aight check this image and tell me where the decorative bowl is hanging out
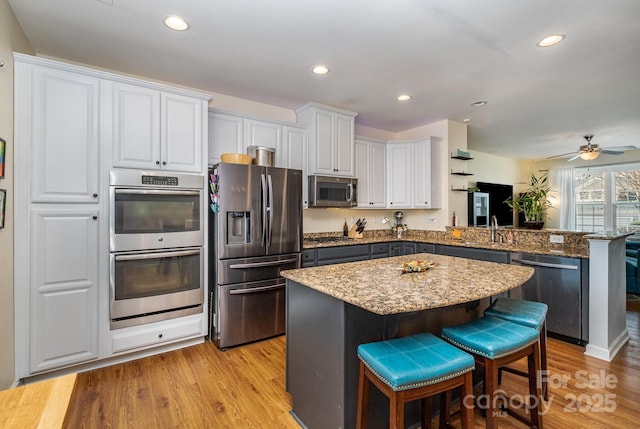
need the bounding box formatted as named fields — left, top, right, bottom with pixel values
left=399, top=260, right=437, bottom=273
left=221, top=153, right=252, bottom=164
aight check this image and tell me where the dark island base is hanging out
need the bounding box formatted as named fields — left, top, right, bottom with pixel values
left=286, top=280, right=492, bottom=429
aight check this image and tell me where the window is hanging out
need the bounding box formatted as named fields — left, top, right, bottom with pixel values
left=574, top=164, right=640, bottom=233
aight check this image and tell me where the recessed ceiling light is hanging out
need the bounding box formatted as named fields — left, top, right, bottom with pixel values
left=312, top=65, right=330, bottom=75
left=164, top=15, right=190, bottom=31
left=537, top=34, right=565, bottom=47
left=470, top=101, right=487, bottom=107
left=397, top=94, right=411, bottom=102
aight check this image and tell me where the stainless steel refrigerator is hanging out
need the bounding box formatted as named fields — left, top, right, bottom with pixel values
left=208, top=163, right=302, bottom=348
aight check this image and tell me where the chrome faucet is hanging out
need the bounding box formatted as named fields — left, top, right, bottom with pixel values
left=490, top=215, right=499, bottom=242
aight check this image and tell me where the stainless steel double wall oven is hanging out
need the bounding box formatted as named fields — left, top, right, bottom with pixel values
left=109, top=169, right=205, bottom=329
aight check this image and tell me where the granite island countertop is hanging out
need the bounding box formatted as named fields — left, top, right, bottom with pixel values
left=281, top=253, right=534, bottom=315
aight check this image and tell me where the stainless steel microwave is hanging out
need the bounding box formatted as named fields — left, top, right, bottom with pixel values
left=308, top=175, right=357, bottom=208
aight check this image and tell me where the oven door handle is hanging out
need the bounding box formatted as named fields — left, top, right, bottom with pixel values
left=114, top=189, right=201, bottom=196
left=115, top=249, right=201, bottom=261
left=228, top=258, right=298, bottom=269
left=229, top=283, right=285, bottom=295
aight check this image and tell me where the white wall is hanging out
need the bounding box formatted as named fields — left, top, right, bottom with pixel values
left=0, top=0, right=34, bottom=389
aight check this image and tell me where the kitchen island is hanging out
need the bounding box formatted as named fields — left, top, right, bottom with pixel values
left=281, top=253, right=534, bottom=429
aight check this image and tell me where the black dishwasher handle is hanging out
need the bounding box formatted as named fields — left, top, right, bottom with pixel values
left=511, top=258, right=579, bottom=270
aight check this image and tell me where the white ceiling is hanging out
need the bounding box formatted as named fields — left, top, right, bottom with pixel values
left=8, top=0, right=640, bottom=160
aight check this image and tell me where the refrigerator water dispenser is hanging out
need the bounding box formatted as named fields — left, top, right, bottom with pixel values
left=227, top=211, right=251, bottom=244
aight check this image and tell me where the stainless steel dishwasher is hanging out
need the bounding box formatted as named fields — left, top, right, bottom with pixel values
left=510, top=252, right=589, bottom=345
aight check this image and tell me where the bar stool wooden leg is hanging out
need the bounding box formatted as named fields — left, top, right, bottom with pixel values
left=356, top=360, right=369, bottom=429
left=540, top=322, right=548, bottom=401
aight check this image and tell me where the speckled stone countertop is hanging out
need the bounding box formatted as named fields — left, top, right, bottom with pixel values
left=303, top=227, right=590, bottom=258
left=281, top=253, right=534, bottom=315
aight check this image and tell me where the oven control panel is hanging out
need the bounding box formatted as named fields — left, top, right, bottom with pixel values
left=141, top=175, right=179, bottom=186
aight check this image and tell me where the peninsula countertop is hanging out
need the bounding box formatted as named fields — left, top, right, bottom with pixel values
left=281, top=253, right=534, bottom=315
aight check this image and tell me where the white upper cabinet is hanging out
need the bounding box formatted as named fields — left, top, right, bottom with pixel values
left=28, top=64, right=100, bottom=203
left=355, top=138, right=386, bottom=208
left=386, top=142, right=413, bottom=208
left=161, top=92, right=204, bottom=172
left=112, top=82, right=205, bottom=173
left=243, top=119, right=281, bottom=153
left=296, top=102, right=357, bottom=177
left=208, top=111, right=244, bottom=165
left=386, top=138, right=441, bottom=209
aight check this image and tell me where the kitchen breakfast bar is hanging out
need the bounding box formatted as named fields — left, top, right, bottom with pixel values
left=281, top=253, right=534, bottom=429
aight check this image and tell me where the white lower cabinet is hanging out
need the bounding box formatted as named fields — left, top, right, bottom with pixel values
left=111, top=315, right=204, bottom=353
left=29, top=208, right=100, bottom=373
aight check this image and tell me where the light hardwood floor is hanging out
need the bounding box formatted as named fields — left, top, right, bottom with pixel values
left=64, top=301, right=640, bottom=428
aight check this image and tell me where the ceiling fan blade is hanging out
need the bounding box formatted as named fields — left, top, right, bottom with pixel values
left=599, top=149, right=623, bottom=155
left=567, top=153, right=582, bottom=161
left=546, top=151, right=578, bottom=159
left=603, top=145, right=637, bottom=151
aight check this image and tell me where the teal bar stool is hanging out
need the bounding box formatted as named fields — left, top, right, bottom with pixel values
left=356, top=332, right=476, bottom=429
left=485, top=297, right=549, bottom=400
left=441, top=316, right=543, bottom=429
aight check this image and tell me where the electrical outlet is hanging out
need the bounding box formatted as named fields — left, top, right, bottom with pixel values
left=549, top=234, right=564, bottom=244
left=427, top=217, right=437, bottom=223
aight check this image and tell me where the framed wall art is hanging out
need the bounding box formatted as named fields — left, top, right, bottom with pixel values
left=0, top=189, right=6, bottom=228
left=0, top=137, right=5, bottom=178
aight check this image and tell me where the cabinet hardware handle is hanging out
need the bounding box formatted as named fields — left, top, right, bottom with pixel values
left=92, top=193, right=98, bottom=198
left=155, top=160, right=160, bottom=165
left=158, top=333, right=163, bottom=338
left=92, top=215, right=98, bottom=220
left=162, top=161, right=167, bottom=165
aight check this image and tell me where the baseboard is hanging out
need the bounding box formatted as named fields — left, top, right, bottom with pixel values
left=585, top=329, right=630, bottom=361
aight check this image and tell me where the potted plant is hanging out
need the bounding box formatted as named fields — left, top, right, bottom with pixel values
left=504, top=172, right=552, bottom=229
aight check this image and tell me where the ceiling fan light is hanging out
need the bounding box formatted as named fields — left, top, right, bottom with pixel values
left=579, top=151, right=600, bottom=161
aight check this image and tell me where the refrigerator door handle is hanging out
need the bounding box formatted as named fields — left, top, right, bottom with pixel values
left=228, top=258, right=299, bottom=269
left=228, top=283, right=285, bottom=295
left=261, top=173, right=268, bottom=247
left=267, top=174, right=274, bottom=248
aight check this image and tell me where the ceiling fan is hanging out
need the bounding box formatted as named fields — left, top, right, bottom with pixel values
left=547, top=134, right=637, bottom=161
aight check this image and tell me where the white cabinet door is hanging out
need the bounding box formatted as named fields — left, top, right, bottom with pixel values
left=369, top=141, right=387, bottom=207
left=355, top=138, right=385, bottom=208
left=312, top=109, right=335, bottom=175
left=161, top=92, right=203, bottom=173
left=244, top=119, right=280, bottom=154
left=29, top=208, right=99, bottom=373
left=281, top=126, right=306, bottom=170
left=386, top=142, right=412, bottom=208
left=281, top=126, right=308, bottom=208
left=335, top=113, right=355, bottom=176
left=412, top=140, right=432, bottom=208
left=31, top=65, right=100, bottom=203
left=112, top=82, right=161, bottom=170
left=355, top=140, right=369, bottom=207
left=208, top=111, right=243, bottom=165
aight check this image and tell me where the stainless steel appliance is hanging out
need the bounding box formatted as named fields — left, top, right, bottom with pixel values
left=510, top=252, right=589, bottom=345
left=308, top=174, right=357, bottom=208
left=209, top=163, right=302, bottom=348
left=109, top=169, right=205, bottom=329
